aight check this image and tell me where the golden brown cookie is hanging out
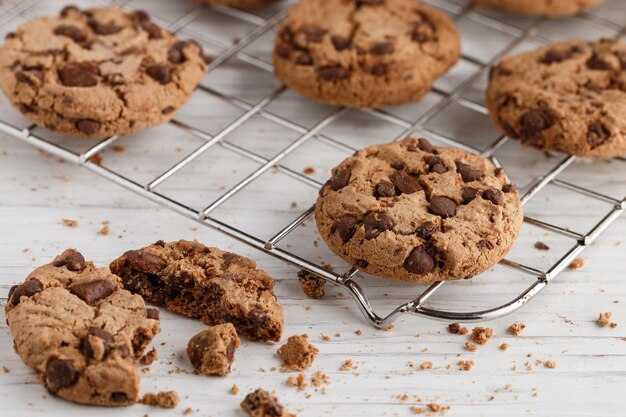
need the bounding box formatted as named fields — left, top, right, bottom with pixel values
left=472, top=0, right=602, bottom=16
left=0, top=6, right=207, bottom=139
left=273, top=0, right=460, bottom=108
left=186, top=323, right=240, bottom=376
left=315, top=138, right=523, bottom=283
left=109, top=240, right=283, bottom=342
left=5, top=249, right=161, bottom=406
left=487, top=39, right=626, bottom=158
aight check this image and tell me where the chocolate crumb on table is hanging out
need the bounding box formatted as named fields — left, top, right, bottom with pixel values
left=297, top=270, right=325, bottom=299
left=140, top=391, right=180, bottom=409
left=241, top=388, right=295, bottom=417
left=597, top=312, right=618, bottom=328
left=568, top=258, right=585, bottom=270
left=277, top=334, right=319, bottom=371
left=470, top=327, right=494, bottom=344
left=534, top=241, right=550, bottom=251
left=448, top=323, right=468, bottom=335
left=110, top=240, right=283, bottom=342
left=140, top=347, right=158, bottom=365
left=508, top=322, right=526, bottom=336
left=186, top=323, right=240, bottom=376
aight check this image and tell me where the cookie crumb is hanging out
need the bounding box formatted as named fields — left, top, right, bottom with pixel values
left=568, top=258, right=585, bottom=270
left=89, top=153, right=103, bottom=166
left=62, top=218, right=78, bottom=228
left=397, top=392, right=409, bottom=402
left=508, top=322, right=526, bottom=336
left=140, top=347, right=158, bottom=365
left=427, top=403, right=450, bottom=415
left=340, top=359, right=357, bottom=371
left=355, top=329, right=362, bottom=336
left=2, top=367, right=9, bottom=373
left=597, top=312, right=617, bottom=328
left=183, top=407, right=193, bottom=415
left=240, top=388, right=292, bottom=417
left=277, top=334, right=318, bottom=371
left=303, top=167, right=315, bottom=175
left=534, top=241, right=550, bottom=250
left=420, top=361, right=433, bottom=370
left=457, top=360, right=474, bottom=371
left=447, top=323, right=468, bottom=335
left=186, top=323, right=240, bottom=376
left=311, top=371, right=329, bottom=387
left=464, top=341, right=477, bottom=352
left=230, top=384, right=239, bottom=395
left=545, top=361, right=556, bottom=369
left=409, top=406, right=424, bottom=414
left=297, top=270, right=325, bottom=299
left=112, top=145, right=125, bottom=153
left=500, top=343, right=509, bottom=351
left=140, top=391, right=180, bottom=409
left=386, top=325, right=394, bottom=332
left=98, top=220, right=110, bottom=236
left=290, top=201, right=297, bottom=208
left=470, top=327, right=493, bottom=345
left=320, top=334, right=331, bottom=341
left=286, top=372, right=308, bottom=391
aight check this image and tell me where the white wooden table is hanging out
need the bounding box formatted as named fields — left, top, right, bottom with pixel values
left=1, top=0, right=625, bottom=416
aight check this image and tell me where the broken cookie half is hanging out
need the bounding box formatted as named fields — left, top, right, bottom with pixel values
left=5, top=249, right=161, bottom=406
left=110, top=240, right=284, bottom=342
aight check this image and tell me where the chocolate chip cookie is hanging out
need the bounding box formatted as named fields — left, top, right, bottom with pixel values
left=193, top=0, right=280, bottom=8
left=187, top=323, right=240, bottom=376
left=0, top=6, right=207, bottom=139
left=472, top=0, right=602, bottom=16
left=273, top=0, right=460, bottom=108
left=5, top=249, right=161, bottom=406
left=109, top=240, right=283, bottom=342
left=487, top=39, right=626, bottom=158
left=315, top=138, right=523, bottom=283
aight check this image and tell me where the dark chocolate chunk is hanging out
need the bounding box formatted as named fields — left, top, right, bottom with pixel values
left=403, top=247, right=435, bottom=275
left=120, top=250, right=167, bottom=274
left=415, top=221, right=438, bottom=240
left=330, top=215, right=357, bottom=243
left=331, top=35, right=350, bottom=51
left=319, top=65, right=349, bottom=81
left=374, top=180, right=396, bottom=198
left=389, top=171, right=422, bottom=195
left=147, top=64, right=171, bottom=84
left=9, top=279, right=43, bottom=306
left=328, top=168, right=351, bottom=191
left=69, top=279, right=115, bottom=305
left=363, top=212, right=394, bottom=240
left=482, top=188, right=504, bottom=206
left=146, top=308, right=160, bottom=320
left=88, top=19, right=122, bottom=35
left=45, top=358, right=77, bottom=392
left=58, top=63, right=98, bottom=87
left=53, top=25, right=86, bottom=43
left=81, top=327, right=113, bottom=360
left=53, top=250, right=86, bottom=271
left=429, top=197, right=457, bottom=218
left=587, top=123, right=610, bottom=148
left=461, top=187, right=481, bottom=204
left=456, top=162, right=483, bottom=182
left=371, top=42, right=394, bottom=55
left=76, top=119, right=101, bottom=135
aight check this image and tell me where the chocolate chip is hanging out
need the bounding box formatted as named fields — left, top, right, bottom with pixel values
left=60, top=6, right=80, bottom=17
left=81, top=327, right=113, bottom=360
left=587, top=123, right=610, bottom=148
left=279, top=26, right=293, bottom=43
left=69, top=279, right=115, bottom=305
left=541, top=49, right=572, bottom=64
left=489, top=64, right=512, bottom=79
left=147, top=64, right=171, bottom=84
left=482, top=188, right=504, bottom=206
left=456, top=162, right=483, bottom=182
left=355, top=259, right=369, bottom=268
left=241, top=390, right=284, bottom=417
left=535, top=241, right=550, bottom=251
left=356, top=0, right=383, bottom=6
left=478, top=240, right=494, bottom=250
left=426, top=156, right=447, bottom=174
left=88, top=19, right=122, bottom=35
left=411, top=21, right=434, bottom=43
left=76, top=119, right=101, bottom=135
left=462, top=187, right=481, bottom=204
left=276, top=44, right=290, bottom=58
left=331, top=215, right=357, bottom=243
left=375, top=180, right=396, bottom=198
left=363, top=212, right=394, bottom=240
left=5, top=32, right=15, bottom=40
left=417, top=138, right=434, bottom=153
left=328, top=168, right=351, bottom=191
left=16, top=70, right=43, bottom=87
left=58, top=63, right=98, bottom=87
left=520, top=109, right=552, bottom=139
left=370, top=63, right=388, bottom=76
left=416, top=221, right=438, bottom=240
left=132, top=10, right=151, bottom=22
left=52, top=250, right=86, bottom=271
left=53, top=25, right=86, bottom=42
left=162, top=106, right=175, bottom=115
left=617, top=51, right=626, bottom=69
left=371, top=42, right=394, bottom=55
left=403, top=247, right=435, bottom=275
left=302, top=27, right=327, bottom=43
left=140, top=21, right=162, bottom=39
left=586, top=53, right=611, bottom=70
left=111, top=392, right=129, bottom=402
left=122, top=250, right=167, bottom=274
left=146, top=308, right=160, bottom=320
left=10, top=279, right=43, bottom=306
left=429, top=197, right=457, bottom=218
left=296, top=53, right=313, bottom=66
left=503, top=183, right=518, bottom=194
left=319, top=65, right=349, bottom=81
left=19, top=104, right=36, bottom=114
left=46, top=358, right=77, bottom=392
left=331, top=35, right=350, bottom=51
left=167, top=42, right=186, bottom=64
left=389, top=171, right=422, bottom=195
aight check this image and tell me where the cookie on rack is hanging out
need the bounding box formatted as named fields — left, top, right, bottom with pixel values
left=273, top=0, right=460, bottom=108
left=472, top=0, right=602, bottom=16
left=0, top=6, right=207, bottom=139
left=192, top=0, right=281, bottom=8
left=487, top=38, right=626, bottom=158
left=315, top=138, right=523, bottom=283
left=110, top=240, right=284, bottom=342
left=5, top=249, right=161, bottom=406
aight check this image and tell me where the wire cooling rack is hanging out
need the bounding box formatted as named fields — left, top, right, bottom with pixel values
left=0, top=0, right=624, bottom=328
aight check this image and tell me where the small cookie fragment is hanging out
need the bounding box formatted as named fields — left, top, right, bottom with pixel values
left=545, top=360, right=556, bottom=369
left=448, top=323, right=468, bottom=335
left=508, top=322, right=526, bottom=336
left=240, top=388, right=295, bottom=417
left=140, top=391, right=180, bottom=409
left=187, top=323, right=240, bottom=376
left=569, top=258, right=585, bottom=270
left=470, top=327, right=494, bottom=345
left=458, top=360, right=474, bottom=371
left=534, top=241, right=550, bottom=251
left=464, top=342, right=477, bottom=352
left=277, top=334, right=319, bottom=371
left=297, top=270, right=325, bottom=299
left=140, top=347, right=158, bottom=365
left=597, top=312, right=617, bottom=328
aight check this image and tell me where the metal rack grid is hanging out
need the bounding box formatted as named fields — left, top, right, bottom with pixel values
left=0, top=0, right=624, bottom=328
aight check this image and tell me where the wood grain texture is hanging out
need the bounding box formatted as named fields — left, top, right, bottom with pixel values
left=0, top=0, right=625, bottom=416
